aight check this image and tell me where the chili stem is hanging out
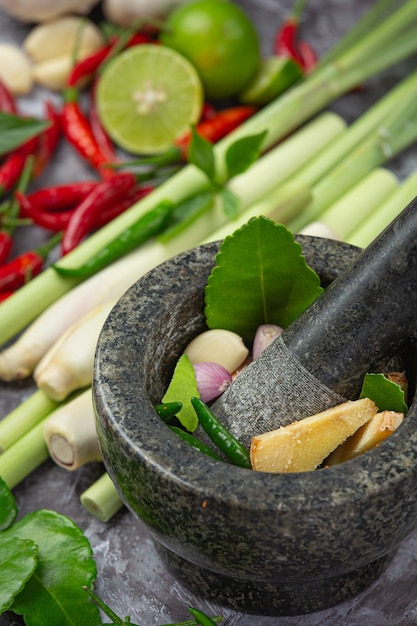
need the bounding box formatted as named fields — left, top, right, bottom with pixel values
left=0, top=389, right=59, bottom=452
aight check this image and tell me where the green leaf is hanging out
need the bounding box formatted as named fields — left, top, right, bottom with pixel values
left=0, top=535, right=38, bottom=613
left=219, top=187, right=240, bottom=220
left=4, top=509, right=99, bottom=626
left=224, top=130, right=267, bottom=180
left=187, top=126, right=216, bottom=183
left=360, top=373, right=408, bottom=414
left=0, top=476, right=17, bottom=531
left=204, top=216, right=323, bottom=343
left=157, top=191, right=215, bottom=243
left=0, top=112, right=49, bottom=156
left=162, top=354, right=199, bottom=432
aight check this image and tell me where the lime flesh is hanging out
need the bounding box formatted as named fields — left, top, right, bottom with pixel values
left=96, top=44, right=204, bottom=155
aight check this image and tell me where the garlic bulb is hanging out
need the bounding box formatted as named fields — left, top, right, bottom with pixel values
left=0, top=0, right=100, bottom=23
left=103, top=0, right=188, bottom=26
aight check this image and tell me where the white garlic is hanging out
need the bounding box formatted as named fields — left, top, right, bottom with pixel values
left=0, top=44, right=33, bottom=95
left=184, top=329, right=249, bottom=374
left=103, top=0, right=187, bottom=26
left=0, top=0, right=100, bottom=23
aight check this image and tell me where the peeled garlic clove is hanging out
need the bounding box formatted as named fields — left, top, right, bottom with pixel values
left=0, top=44, right=33, bottom=95
left=252, top=324, right=283, bottom=360
left=193, top=362, right=232, bottom=403
left=32, top=49, right=97, bottom=91
left=24, top=16, right=104, bottom=63
left=184, top=329, right=249, bottom=374
left=0, top=0, right=100, bottom=24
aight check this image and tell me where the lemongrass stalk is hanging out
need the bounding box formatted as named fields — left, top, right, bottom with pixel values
left=346, top=169, right=417, bottom=247
left=34, top=301, right=116, bottom=401
left=0, top=419, right=49, bottom=489
left=309, top=168, right=398, bottom=241
left=2, top=4, right=417, bottom=345
left=288, top=84, right=417, bottom=233
left=43, top=389, right=101, bottom=470
left=0, top=390, right=59, bottom=453
left=80, top=472, right=123, bottom=522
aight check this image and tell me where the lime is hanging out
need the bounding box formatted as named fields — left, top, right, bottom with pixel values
left=239, top=56, right=303, bottom=106
left=160, top=0, right=260, bottom=100
left=96, top=44, right=204, bottom=154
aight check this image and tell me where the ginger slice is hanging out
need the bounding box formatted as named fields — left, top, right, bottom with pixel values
left=250, top=398, right=377, bottom=473
left=325, top=409, right=404, bottom=466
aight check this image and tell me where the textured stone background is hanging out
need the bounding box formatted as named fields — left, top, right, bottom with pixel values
left=1, top=1, right=417, bottom=625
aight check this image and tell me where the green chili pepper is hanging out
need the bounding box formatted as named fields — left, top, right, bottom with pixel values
left=191, top=397, right=252, bottom=469
left=187, top=607, right=219, bottom=626
left=169, top=426, right=222, bottom=461
left=53, top=199, right=174, bottom=278
left=154, top=401, right=183, bottom=422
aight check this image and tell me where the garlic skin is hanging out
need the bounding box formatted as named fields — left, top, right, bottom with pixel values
left=0, top=0, right=100, bottom=23
left=252, top=324, right=283, bottom=360
left=184, top=329, right=249, bottom=374
left=193, top=362, right=232, bottom=403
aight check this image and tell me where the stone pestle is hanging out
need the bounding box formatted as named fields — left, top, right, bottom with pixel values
left=210, top=195, right=417, bottom=449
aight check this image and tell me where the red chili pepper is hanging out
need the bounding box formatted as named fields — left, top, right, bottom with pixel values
left=32, top=101, right=62, bottom=178
left=62, top=86, right=116, bottom=178
left=174, top=105, right=257, bottom=159
left=0, top=290, right=14, bottom=302
left=93, top=183, right=154, bottom=228
left=0, top=231, right=13, bottom=264
left=61, top=171, right=137, bottom=254
left=0, top=134, right=38, bottom=199
left=273, top=0, right=317, bottom=73
left=0, top=79, right=17, bottom=114
left=15, top=190, right=72, bottom=231
left=21, top=180, right=99, bottom=213
left=89, top=80, right=118, bottom=164
left=67, top=32, right=154, bottom=88
left=0, top=231, right=61, bottom=292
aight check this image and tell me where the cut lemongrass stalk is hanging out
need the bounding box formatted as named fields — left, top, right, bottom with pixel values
left=80, top=472, right=123, bottom=522
left=309, top=167, right=398, bottom=241
left=346, top=169, right=417, bottom=247
left=2, top=1, right=417, bottom=344
left=44, top=389, right=101, bottom=471
left=0, top=420, right=49, bottom=489
left=34, top=301, right=115, bottom=401
left=0, top=389, right=59, bottom=453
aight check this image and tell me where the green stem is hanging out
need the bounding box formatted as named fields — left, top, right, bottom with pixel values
left=0, top=419, right=49, bottom=489
left=80, top=472, right=123, bottom=522
left=346, top=169, right=417, bottom=247
left=0, top=389, right=59, bottom=452
left=311, top=167, right=398, bottom=240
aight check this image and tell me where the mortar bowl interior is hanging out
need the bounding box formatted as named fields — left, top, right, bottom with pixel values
left=93, top=235, right=417, bottom=617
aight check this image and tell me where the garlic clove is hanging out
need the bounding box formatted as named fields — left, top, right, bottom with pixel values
left=252, top=324, right=283, bottom=360
left=193, top=362, right=232, bottom=403
left=184, top=328, right=249, bottom=374
left=31, top=48, right=98, bottom=91
left=0, top=44, right=33, bottom=95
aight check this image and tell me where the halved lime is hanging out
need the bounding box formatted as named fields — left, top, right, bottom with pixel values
left=96, top=44, right=204, bottom=155
left=239, top=56, right=303, bottom=106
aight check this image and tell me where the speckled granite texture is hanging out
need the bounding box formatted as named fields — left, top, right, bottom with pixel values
left=93, top=236, right=417, bottom=616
